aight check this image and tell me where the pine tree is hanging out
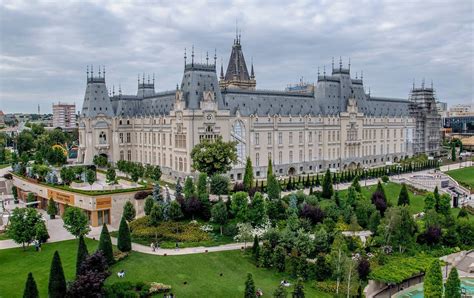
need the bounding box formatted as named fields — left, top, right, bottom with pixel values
left=267, top=169, right=281, bottom=201
left=184, top=176, right=195, bottom=199
left=117, top=216, right=131, bottom=252
left=97, top=223, right=114, bottom=265
left=252, top=235, right=260, bottom=263
left=315, top=174, right=320, bottom=187
left=434, top=186, right=440, bottom=211
left=321, top=169, right=333, bottom=199
left=259, top=241, right=273, bottom=268
left=351, top=176, right=361, bottom=193
left=424, top=259, right=443, bottom=298
left=122, top=201, right=136, bottom=222
left=244, top=273, right=256, bottom=298
left=451, top=144, right=456, bottom=161
left=267, top=157, right=273, bottom=178
left=48, top=251, right=66, bottom=298
left=23, top=272, right=39, bottom=298
left=273, top=285, right=288, bottom=298
left=76, top=235, right=89, bottom=277
left=144, top=196, right=154, bottom=215
left=243, top=156, right=254, bottom=191
left=273, top=245, right=286, bottom=272
left=445, top=267, right=461, bottom=298
left=292, top=278, right=305, bottom=298
left=397, top=183, right=410, bottom=206
left=305, top=174, right=310, bottom=187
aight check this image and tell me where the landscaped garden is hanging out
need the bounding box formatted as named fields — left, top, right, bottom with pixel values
left=445, top=166, right=474, bottom=189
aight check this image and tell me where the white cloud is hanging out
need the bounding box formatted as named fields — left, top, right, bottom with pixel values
left=0, top=0, right=472, bottom=113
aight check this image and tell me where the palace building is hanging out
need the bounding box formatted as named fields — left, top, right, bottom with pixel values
left=78, top=35, right=441, bottom=181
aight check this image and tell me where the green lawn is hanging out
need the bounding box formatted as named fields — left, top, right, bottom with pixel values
left=0, top=240, right=329, bottom=298
left=107, top=250, right=329, bottom=298
left=0, top=239, right=98, bottom=297
left=0, top=164, right=10, bottom=169
left=445, top=166, right=474, bottom=189
left=0, top=233, right=10, bottom=240
left=337, top=182, right=426, bottom=214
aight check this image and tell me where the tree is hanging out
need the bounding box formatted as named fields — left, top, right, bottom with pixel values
left=330, top=233, right=348, bottom=294
left=292, top=278, right=305, bottom=298
left=197, top=172, right=209, bottom=199
left=35, top=220, right=49, bottom=243
left=273, top=285, right=288, bottom=298
left=46, top=147, right=67, bottom=166
left=231, top=191, right=248, bottom=222
left=321, top=169, right=333, bottom=199
left=248, top=192, right=266, bottom=226
left=397, top=183, right=410, bottom=206
left=76, top=235, right=89, bottom=277
left=85, top=169, right=96, bottom=187
left=351, top=176, right=361, bottom=193
left=47, top=197, right=58, bottom=219
left=122, top=201, right=136, bottom=222
left=211, top=200, right=228, bottom=235
left=267, top=172, right=281, bottom=201
left=68, top=251, right=110, bottom=297
left=424, top=193, right=436, bottom=212
left=106, top=167, right=116, bottom=184
left=191, top=137, right=238, bottom=176
left=97, top=223, right=114, bottom=265
left=150, top=165, right=162, bottom=182
left=438, top=194, right=451, bottom=216
left=63, top=207, right=90, bottom=238
left=117, top=216, right=131, bottom=252
left=273, top=245, right=286, bottom=272
left=210, top=174, right=229, bottom=195
left=424, top=259, right=443, bottom=298
left=144, top=196, right=154, bottom=215
left=252, top=235, right=260, bottom=260
left=184, top=176, right=195, bottom=199
left=314, top=226, right=329, bottom=254
left=8, top=207, right=43, bottom=249
left=17, top=131, right=34, bottom=155
left=168, top=200, right=184, bottom=221
left=371, top=190, right=387, bottom=216
left=60, top=167, right=75, bottom=185
left=445, top=267, right=461, bottom=298
left=357, top=258, right=371, bottom=281
left=243, top=156, right=254, bottom=191
left=315, top=254, right=332, bottom=281
left=259, top=240, right=273, bottom=268
left=23, top=272, right=39, bottom=298
left=235, top=223, right=253, bottom=248
left=149, top=204, right=163, bottom=226
left=451, top=144, right=456, bottom=161
left=368, top=211, right=381, bottom=234
left=244, top=273, right=256, bottom=298
left=93, top=155, right=108, bottom=168
left=48, top=251, right=66, bottom=298
left=175, top=178, right=183, bottom=197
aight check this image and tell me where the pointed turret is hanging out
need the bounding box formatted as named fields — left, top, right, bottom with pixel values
left=219, top=32, right=256, bottom=90
left=81, top=65, right=114, bottom=118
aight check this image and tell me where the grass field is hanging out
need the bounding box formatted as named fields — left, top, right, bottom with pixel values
left=0, top=164, right=10, bottom=169
left=0, top=239, right=329, bottom=298
left=337, top=182, right=427, bottom=214
left=445, top=166, right=474, bottom=189
left=0, top=233, right=10, bottom=240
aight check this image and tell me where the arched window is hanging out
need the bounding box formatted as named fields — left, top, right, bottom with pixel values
left=232, top=120, right=246, bottom=165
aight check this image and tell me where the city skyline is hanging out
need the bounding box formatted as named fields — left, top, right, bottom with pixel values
left=1, top=0, right=473, bottom=113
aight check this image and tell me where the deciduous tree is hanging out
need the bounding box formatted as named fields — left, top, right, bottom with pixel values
left=211, top=200, right=228, bottom=235
left=8, top=207, right=43, bottom=249
left=191, top=138, right=237, bottom=176
left=63, top=207, right=90, bottom=238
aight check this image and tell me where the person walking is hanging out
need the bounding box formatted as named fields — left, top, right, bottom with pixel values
left=151, top=242, right=155, bottom=252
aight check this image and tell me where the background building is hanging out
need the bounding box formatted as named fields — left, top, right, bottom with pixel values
left=53, top=102, right=76, bottom=130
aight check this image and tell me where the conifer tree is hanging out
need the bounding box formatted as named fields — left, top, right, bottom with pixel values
left=273, top=245, right=286, bottom=272
left=434, top=186, right=440, bottom=211
left=267, top=158, right=280, bottom=200
left=117, top=216, right=131, bottom=252
left=23, top=272, right=39, bottom=298
left=243, top=156, right=254, bottom=191
left=97, top=223, right=114, bottom=265
left=76, top=235, right=89, bottom=277
left=259, top=241, right=273, bottom=268
left=122, top=201, right=136, bottom=222
left=315, top=174, right=320, bottom=187
left=351, top=176, right=361, bottom=193
left=184, top=176, right=195, bottom=199
left=397, top=183, right=410, bottom=206
left=144, top=196, right=154, bottom=215
left=424, top=259, right=443, bottom=298
left=321, top=169, right=333, bottom=199
left=445, top=267, right=461, bottom=298
left=451, top=144, right=456, bottom=161
left=292, top=278, right=305, bottom=298
left=244, top=273, right=256, bottom=298
left=252, top=235, right=260, bottom=260
left=48, top=251, right=66, bottom=298
left=273, top=285, right=288, bottom=298
left=305, top=174, right=310, bottom=187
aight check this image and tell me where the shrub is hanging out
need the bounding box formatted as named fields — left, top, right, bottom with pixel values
left=129, top=219, right=210, bottom=243
left=381, top=175, right=389, bottom=183
left=149, top=282, right=172, bottom=294
left=104, top=281, right=151, bottom=297
left=134, top=191, right=152, bottom=200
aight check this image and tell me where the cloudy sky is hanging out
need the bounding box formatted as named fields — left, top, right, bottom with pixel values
left=0, top=0, right=472, bottom=113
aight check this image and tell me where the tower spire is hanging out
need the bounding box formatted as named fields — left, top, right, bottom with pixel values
left=206, top=51, right=209, bottom=65
left=214, top=48, right=217, bottom=67
left=317, top=66, right=320, bottom=77
left=339, top=56, right=342, bottom=70
left=332, top=57, right=334, bottom=71
left=191, top=45, right=194, bottom=66
left=250, top=57, right=255, bottom=79
left=86, top=65, right=89, bottom=79
left=91, top=65, right=94, bottom=78
left=103, top=65, right=105, bottom=79
left=220, top=59, right=224, bottom=79
left=184, top=48, right=187, bottom=66
left=348, top=58, right=351, bottom=71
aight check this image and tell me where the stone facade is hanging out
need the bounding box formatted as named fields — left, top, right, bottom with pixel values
left=78, top=38, right=441, bottom=181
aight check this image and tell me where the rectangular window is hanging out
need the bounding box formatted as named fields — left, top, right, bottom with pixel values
left=289, top=151, right=293, bottom=163
left=119, top=133, right=123, bottom=143
left=278, top=151, right=282, bottom=164
left=267, top=132, right=272, bottom=145
left=299, top=132, right=303, bottom=144
left=308, top=131, right=312, bottom=143
left=278, top=132, right=283, bottom=145
left=299, top=150, right=303, bottom=162
left=289, top=132, right=293, bottom=144
left=255, top=133, right=260, bottom=146
left=256, top=153, right=260, bottom=166
left=309, top=149, right=312, bottom=161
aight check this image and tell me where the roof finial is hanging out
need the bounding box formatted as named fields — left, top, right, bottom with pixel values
left=238, top=29, right=241, bottom=45
left=191, top=45, right=194, bottom=66
left=331, top=57, right=334, bottom=71
left=356, top=72, right=358, bottom=79
left=368, top=87, right=371, bottom=96
left=103, top=65, right=105, bottom=79
left=412, top=78, right=415, bottom=90
left=148, top=74, right=150, bottom=84
left=317, top=66, right=320, bottom=76
left=119, top=84, right=122, bottom=96
left=91, top=65, right=94, bottom=78
left=361, top=70, right=363, bottom=81
left=153, top=73, right=155, bottom=86
left=138, top=74, right=140, bottom=85
left=422, top=78, right=425, bottom=89
left=98, top=66, right=101, bottom=78
left=184, top=48, right=187, bottom=66
left=86, top=65, right=89, bottom=79
left=431, top=79, right=433, bottom=89
left=214, top=48, right=217, bottom=67
left=339, top=56, right=342, bottom=70
left=348, top=58, right=351, bottom=71
left=206, top=51, right=209, bottom=65
left=323, top=65, right=326, bottom=78
left=112, top=85, right=115, bottom=96
left=143, top=73, right=145, bottom=85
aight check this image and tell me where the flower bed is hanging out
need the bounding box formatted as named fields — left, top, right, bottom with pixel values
left=129, top=217, right=211, bottom=243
